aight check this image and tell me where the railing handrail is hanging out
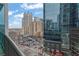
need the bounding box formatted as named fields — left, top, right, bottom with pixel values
left=5, top=34, right=25, bottom=56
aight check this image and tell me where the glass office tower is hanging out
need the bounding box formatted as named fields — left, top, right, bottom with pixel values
left=60, top=3, right=78, bottom=49
left=59, top=3, right=79, bottom=55
left=60, top=4, right=70, bottom=50
left=43, top=3, right=62, bottom=54
left=44, top=3, right=79, bottom=56
left=69, top=4, right=79, bottom=56
left=0, top=4, right=5, bottom=55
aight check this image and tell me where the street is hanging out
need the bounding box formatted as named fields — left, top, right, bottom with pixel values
left=11, top=35, right=48, bottom=56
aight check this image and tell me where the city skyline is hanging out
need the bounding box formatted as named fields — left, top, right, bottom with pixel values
left=8, top=3, right=43, bottom=28
left=0, top=3, right=79, bottom=56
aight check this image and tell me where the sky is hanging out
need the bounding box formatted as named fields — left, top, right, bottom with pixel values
left=45, top=3, right=60, bottom=22
left=8, top=3, right=60, bottom=28
left=8, top=3, right=43, bottom=28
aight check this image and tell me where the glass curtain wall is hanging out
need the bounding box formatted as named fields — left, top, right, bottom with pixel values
left=43, top=3, right=61, bottom=53
left=0, top=4, right=5, bottom=55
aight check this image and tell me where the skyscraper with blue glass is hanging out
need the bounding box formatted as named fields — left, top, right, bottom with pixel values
left=60, top=3, right=78, bottom=55
left=43, top=3, right=62, bottom=55
left=43, top=3, right=79, bottom=56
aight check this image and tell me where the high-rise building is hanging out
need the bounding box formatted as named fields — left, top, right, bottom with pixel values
left=60, top=3, right=78, bottom=50
left=32, top=17, right=44, bottom=38
left=22, top=13, right=33, bottom=36
left=43, top=3, right=61, bottom=55
left=69, top=4, right=79, bottom=56
left=70, top=28, right=79, bottom=56
left=57, top=14, right=61, bottom=32
left=52, top=22, right=59, bottom=32
left=43, top=3, right=79, bottom=56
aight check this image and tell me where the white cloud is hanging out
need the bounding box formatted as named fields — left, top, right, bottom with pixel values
left=9, top=20, right=22, bottom=28
left=9, top=23, right=12, bottom=28
left=21, top=3, right=43, bottom=10
left=9, top=14, right=22, bottom=28
left=8, top=10, right=18, bottom=16
left=8, top=11, right=14, bottom=16
left=14, top=13, right=24, bottom=18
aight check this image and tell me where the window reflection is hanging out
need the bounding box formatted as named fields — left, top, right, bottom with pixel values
left=0, top=4, right=5, bottom=55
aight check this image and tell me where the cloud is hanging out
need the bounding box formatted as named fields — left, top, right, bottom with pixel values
left=8, top=10, right=18, bottom=16
left=9, top=23, right=13, bottom=28
left=8, top=11, right=13, bottom=16
left=9, top=14, right=22, bottom=28
left=14, top=13, right=24, bottom=18
left=9, top=19, right=22, bottom=28
left=9, top=3, right=43, bottom=28
left=21, top=3, right=43, bottom=10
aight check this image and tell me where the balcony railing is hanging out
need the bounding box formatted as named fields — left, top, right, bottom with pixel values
left=0, top=32, right=25, bottom=56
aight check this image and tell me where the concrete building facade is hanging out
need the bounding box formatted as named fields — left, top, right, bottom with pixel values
left=32, top=17, right=44, bottom=38
left=22, top=13, right=33, bottom=36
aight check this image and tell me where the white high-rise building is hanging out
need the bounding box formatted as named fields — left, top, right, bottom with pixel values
left=22, top=13, right=33, bottom=36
